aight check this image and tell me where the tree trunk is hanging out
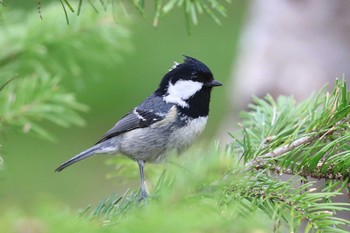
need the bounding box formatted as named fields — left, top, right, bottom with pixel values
left=231, top=0, right=350, bottom=111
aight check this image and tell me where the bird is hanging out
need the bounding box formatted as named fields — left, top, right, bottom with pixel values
left=55, top=56, right=222, bottom=199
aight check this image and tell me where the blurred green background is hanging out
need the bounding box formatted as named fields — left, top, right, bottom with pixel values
left=0, top=0, right=246, bottom=212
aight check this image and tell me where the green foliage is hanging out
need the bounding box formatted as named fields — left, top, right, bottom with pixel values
left=59, top=0, right=231, bottom=27
left=236, top=80, right=350, bottom=180
left=0, top=150, right=3, bottom=171
left=0, top=2, right=131, bottom=140
left=0, top=203, right=114, bottom=233
left=0, top=3, right=131, bottom=84
left=79, top=149, right=274, bottom=233
left=0, top=74, right=88, bottom=140
left=161, top=0, right=229, bottom=25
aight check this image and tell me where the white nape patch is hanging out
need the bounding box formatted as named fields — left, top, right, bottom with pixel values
left=151, top=106, right=177, bottom=128
left=133, top=109, right=146, bottom=121
left=163, top=80, right=203, bottom=108
left=169, top=61, right=180, bottom=71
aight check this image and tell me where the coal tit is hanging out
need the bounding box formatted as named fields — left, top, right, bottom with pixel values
left=55, top=56, right=222, bottom=199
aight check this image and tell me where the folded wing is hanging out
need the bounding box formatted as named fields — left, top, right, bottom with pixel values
left=96, top=108, right=164, bottom=144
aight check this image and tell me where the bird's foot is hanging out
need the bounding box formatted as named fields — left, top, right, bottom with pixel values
left=138, top=189, right=148, bottom=202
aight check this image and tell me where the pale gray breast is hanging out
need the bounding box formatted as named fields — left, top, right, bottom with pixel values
left=167, top=116, right=208, bottom=151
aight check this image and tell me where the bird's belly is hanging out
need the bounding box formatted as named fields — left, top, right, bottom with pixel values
left=118, top=116, right=208, bottom=162
left=119, top=127, right=170, bottom=162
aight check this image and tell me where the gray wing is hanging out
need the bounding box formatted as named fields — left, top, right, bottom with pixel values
left=95, top=108, right=164, bottom=144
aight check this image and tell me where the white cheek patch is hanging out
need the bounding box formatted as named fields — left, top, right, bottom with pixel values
left=163, top=80, right=203, bottom=108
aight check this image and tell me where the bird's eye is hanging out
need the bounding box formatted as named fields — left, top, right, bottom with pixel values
left=191, top=73, right=198, bottom=81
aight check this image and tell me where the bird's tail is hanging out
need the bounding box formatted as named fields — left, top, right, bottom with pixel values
left=55, top=145, right=100, bottom=172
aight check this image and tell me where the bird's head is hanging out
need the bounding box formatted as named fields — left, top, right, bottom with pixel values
left=156, top=56, right=222, bottom=111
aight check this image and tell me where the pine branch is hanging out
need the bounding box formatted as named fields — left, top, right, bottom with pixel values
left=0, top=73, right=88, bottom=140
left=1, top=3, right=132, bottom=84
left=245, top=116, right=350, bottom=175
left=225, top=171, right=350, bottom=232
left=0, top=3, right=132, bottom=140
left=235, top=80, right=350, bottom=183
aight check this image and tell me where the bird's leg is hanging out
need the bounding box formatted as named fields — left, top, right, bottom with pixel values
left=137, top=160, right=148, bottom=200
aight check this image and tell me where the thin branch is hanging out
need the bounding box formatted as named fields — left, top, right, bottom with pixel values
left=261, top=135, right=317, bottom=159
left=257, top=166, right=347, bottom=181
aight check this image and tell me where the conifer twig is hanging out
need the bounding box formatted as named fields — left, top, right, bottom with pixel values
left=245, top=116, right=350, bottom=172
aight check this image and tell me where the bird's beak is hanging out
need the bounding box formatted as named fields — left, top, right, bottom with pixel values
left=205, top=79, right=223, bottom=87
